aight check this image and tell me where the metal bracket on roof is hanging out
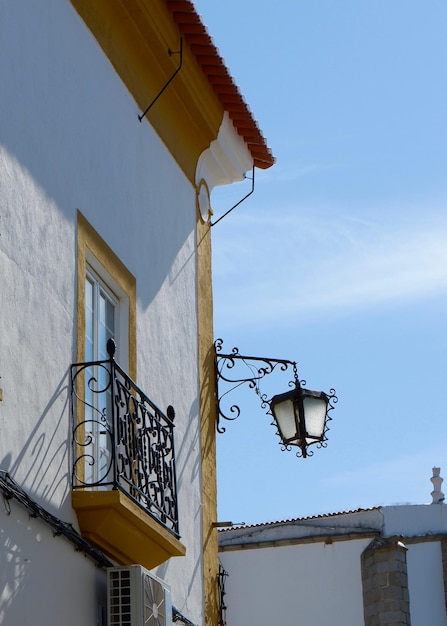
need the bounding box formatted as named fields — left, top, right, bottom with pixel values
left=138, top=39, right=183, bottom=122
left=210, top=165, right=255, bottom=227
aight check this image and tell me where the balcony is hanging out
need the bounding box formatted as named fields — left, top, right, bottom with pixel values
left=70, top=340, right=186, bottom=570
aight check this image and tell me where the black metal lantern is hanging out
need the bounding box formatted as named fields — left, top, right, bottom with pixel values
left=270, top=387, right=330, bottom=458
left=214, top=339, right=337, bottom=458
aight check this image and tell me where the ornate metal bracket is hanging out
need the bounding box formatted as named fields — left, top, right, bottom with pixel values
left=215, top=338, right=298, bottom=429
left=138, top=39, right=183, bottom=122
left=214, top=339, right=337, bottom=457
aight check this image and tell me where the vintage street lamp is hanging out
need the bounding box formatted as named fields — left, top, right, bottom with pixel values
left=270, top=387, right=330, bottom=458
left=215, top=339, right=337, bottom=458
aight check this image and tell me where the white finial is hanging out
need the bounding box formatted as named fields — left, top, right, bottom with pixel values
left=431, top=467, right=444, bottom=504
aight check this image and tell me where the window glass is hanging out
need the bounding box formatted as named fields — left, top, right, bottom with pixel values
left=87, top=271, right=117, bottom=361
left=84, top=268, right=118, bottom=485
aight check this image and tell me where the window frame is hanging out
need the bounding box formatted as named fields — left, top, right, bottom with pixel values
left=76, top=211, right=136, bottom=379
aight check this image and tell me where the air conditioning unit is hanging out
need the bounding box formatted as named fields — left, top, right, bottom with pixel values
left=107, top=565, right=172, bottom=626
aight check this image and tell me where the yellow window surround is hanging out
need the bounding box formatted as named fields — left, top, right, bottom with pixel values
left=76, top=211, right=136, bottom=377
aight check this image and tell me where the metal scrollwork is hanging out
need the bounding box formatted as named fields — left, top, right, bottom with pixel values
left=71, top=343, right=179, bottom=537
left=214, top=338, right=297, bottom=433
left=215, top=339, right=337, bottom=457
left=217, top=560, right=229, bottom=626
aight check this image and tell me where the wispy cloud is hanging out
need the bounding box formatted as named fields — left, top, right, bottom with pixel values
left=254, top=160, right=347, bottom=184
left=212, top=200, right=447, bottom=328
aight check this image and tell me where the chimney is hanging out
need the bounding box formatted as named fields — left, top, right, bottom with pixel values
left=431, top=467, right=445, bottom=503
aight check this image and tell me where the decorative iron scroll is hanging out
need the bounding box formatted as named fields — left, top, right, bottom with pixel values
left=217, top=560, right=229, bottom=626
left=71, top=340, right=179, bottom=537
left=214, top=338, right=297, bottom=433
left=214, top=339, right=337, bottom=457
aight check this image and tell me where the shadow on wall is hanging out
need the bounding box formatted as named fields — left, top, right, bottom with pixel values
left=0, top=0, right=195, bottom=315
left=0, top=520, right=27, bottom=623
left=0, top=371, right=72, bottom=519
left=175, top=397, right=201, bottom=493
left=0, top=502, right=108, bottom=624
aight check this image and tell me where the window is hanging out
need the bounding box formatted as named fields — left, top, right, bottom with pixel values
left=85, top=268, right=117, bottom=365
left=84, top=250, right=130, bottom=371
left=84, top=268, right=118, bottom=485
left=76, top=211, right=136, bottom=376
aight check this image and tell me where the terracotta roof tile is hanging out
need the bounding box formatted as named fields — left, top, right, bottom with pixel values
left=217, top=508, right=382, bottom=532
left=165, top=0, right=275, bottom=169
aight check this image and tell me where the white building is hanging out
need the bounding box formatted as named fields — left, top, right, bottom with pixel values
left=219, top=470, right=447, bottom=626
left=0, top=2, right=274, bottom=624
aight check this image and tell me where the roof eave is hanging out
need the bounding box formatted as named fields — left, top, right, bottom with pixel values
left=166, top=0, right=275, bottom=169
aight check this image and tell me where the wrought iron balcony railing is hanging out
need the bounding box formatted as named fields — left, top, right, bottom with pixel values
left=71, top=339, right=179, bottom=537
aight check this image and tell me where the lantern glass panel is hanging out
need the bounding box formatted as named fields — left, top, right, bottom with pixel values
left=272, top=398, right=297, bottom=441
left=302, top=393, right=328, bottom=439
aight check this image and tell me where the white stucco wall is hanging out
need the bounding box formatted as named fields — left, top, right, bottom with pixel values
left=219, top=504, right=447, bottom=626
left=407, top=541, right=447, bottom=626
left=0, top=503, right=107, bottom=625
left=220, top=538, right=370, bottom=626
left=0, top=0, right=204, bottom=623
left=383, top=503, right=447, bottom=536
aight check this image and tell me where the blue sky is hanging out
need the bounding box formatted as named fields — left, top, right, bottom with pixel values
left=193, top=1, right=447, bottom=524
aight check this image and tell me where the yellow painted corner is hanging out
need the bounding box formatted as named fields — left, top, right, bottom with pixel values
left=196, top=216, right=219, bottom=625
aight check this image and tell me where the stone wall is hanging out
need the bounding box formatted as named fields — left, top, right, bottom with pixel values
left=362, top=537, right=411, bottom=626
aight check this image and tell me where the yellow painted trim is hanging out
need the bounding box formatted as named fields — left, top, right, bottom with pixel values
left=77, top=211, right=136, bottom=379
left=70, top=0, right=224, bottom=184
left=72, top=490, right=186, bottom=570
left=196, top=216, right=219, bottom=625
